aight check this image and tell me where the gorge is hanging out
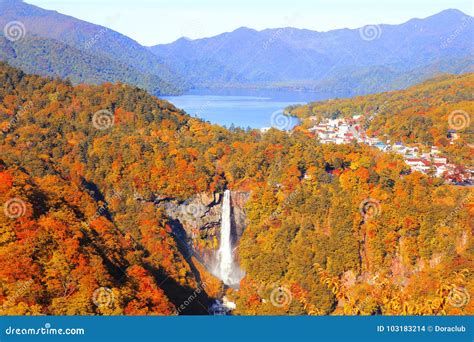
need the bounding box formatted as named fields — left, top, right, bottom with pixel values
left=160, top=190, right=247, bottom=290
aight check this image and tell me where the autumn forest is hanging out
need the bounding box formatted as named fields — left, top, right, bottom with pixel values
left=0, top=61, right=472, bottom=316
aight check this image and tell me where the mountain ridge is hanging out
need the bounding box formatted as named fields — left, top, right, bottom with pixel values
left=150, top=9, right=473, bottom=96
left=159, top=8, right=468, bottom=44
left=0, top=0, right=187, bottom=95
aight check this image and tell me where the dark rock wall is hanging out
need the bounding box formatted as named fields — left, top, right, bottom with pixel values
left=158, top=191, right=250, bottom=269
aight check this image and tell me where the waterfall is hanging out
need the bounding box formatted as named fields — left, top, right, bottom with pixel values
left=218, top=190, right=233, bottom=285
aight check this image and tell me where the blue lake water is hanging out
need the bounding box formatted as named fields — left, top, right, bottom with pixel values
left=163, top=89, right=334, bottom=129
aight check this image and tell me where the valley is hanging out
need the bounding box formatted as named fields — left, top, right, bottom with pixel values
left=0, top=0, right=472, bottom=319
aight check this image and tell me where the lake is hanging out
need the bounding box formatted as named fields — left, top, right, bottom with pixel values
left=163, top=88, right=335, bottom=129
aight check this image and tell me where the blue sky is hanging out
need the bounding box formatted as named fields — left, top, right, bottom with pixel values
left=26, top=0, right=473, bottom=45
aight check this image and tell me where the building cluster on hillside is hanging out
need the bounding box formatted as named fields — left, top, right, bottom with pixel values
left=307, top=115, right=472, bottom=184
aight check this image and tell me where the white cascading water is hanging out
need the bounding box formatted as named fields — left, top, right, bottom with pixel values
left=217, top=190, right=233, bottom=285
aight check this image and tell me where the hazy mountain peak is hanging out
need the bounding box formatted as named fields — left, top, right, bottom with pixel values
left=434, top=8, right=470, bottom=17
left=233, top=26, right=257, bottom=33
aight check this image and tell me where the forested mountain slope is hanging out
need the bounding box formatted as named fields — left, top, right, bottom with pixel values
left=0, top=0, right=185, bottom=95
left=289, top=73, right=473, bottom=165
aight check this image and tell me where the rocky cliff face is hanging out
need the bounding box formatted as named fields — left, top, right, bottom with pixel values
left=158, top=191, right=250, bottom=270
